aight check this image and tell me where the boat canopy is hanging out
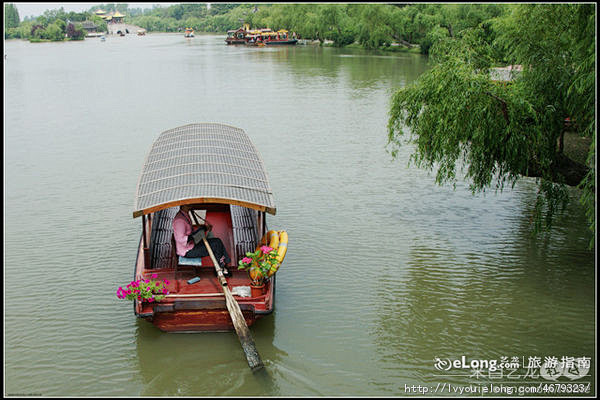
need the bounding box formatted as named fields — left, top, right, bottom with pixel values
left=133, top=123, right=276, bottom=218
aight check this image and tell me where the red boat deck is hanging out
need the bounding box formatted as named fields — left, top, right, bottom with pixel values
left=134, top=204, right=274, bottom=332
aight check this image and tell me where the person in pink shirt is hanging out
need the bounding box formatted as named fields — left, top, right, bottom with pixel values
left=173, top=205, right=231, bottom=274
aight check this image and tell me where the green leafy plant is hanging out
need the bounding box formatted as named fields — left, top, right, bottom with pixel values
left=116, top=274, right=169, bottom=303
left=238, top=246, right=279, bottom=286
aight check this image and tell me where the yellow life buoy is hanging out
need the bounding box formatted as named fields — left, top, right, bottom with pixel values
left=268, top=231, right=288, bottom=277
left=250, top=230, right=280, bottom=279
left=252, top=230, right=289, bottom=277
left=259, top=230, right=279, bottom=250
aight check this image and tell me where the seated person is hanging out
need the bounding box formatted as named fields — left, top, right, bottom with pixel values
left=173, top=205, right=231, bottom=275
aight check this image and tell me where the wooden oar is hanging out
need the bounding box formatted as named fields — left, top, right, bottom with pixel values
left=190, top=212, right=264, bottom=371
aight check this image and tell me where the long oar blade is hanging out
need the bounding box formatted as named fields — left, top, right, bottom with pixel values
left=201, top=235, right=264, bottom=371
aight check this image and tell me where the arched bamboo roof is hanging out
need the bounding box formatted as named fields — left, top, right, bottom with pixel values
left=133, top=123, right=276, bottom=218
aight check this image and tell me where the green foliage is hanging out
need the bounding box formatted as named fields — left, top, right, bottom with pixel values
left=66, top=11, right=88, bottom=22
left=388, top=56, right=535, bottom=192
left=238, top=246, right=280, bottom=286
left=388, top=4, right=595, bottom=245
left=116, top=276, right=169, bottom=303
left=4, top=28, right=19, bottom=39
left=66, top=23, right=86, bottom=40
left=43, top=22, right=65, bottom=41
left=419, top=25, right=448, bottom=55
left=6, top=3, right=512, bottom=54
left=355, top=4, right=393, bottom=48
left=4, top=3, right=20, bottom=29
left=134, top=15, right=179, bottom=32
left=90, top=15, right=108, bottom=33
left=208, top=3, right=238, bottom=16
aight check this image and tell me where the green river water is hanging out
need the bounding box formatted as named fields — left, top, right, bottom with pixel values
left=4, top=33, right=595, bottom=396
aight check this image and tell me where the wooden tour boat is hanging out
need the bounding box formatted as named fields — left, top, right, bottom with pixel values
left=225, top=26, right=248, bottom=45
left=247, top=29, right=298, bottom=46
left=132, top=123, right=285, bottom=335
left=225, top=25, right=298, bottom=46
left=184, top=27, right=194, bottom=38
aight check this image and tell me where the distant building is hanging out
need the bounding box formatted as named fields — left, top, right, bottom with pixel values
left=111, top=11, right=125, bottom=24
left=95, top=10, right=125, bottom=24
left=81, top=21, right=98, bottom=33
left=490, top=65, right=523, bottom=82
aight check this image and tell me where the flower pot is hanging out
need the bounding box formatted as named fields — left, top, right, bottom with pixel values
left=250, top=283, right=265, bottom=297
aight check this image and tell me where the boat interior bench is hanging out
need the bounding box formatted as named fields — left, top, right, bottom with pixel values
left=149, top=205, right=260, bottom=292
left=170, top=235, right=203, bottom=288
left=178, top=255, right=203, bottom=267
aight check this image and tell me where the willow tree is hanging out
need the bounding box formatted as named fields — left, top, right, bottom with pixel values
left=388, top=4, right=595, bottom=245
left=4, top=3, right=20, bottom=29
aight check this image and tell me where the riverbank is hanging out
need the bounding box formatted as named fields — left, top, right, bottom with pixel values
left=107, top=23, right=144, bottom=35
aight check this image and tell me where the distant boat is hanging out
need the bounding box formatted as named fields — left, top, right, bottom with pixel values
left=184, top=28, right=194, bottom=38
left=100, top=35, right=106, bottom=41
left=225, top=26, right=248, bottom=44
left=137, top=29, right=146, bottom=36
left=226, top=25, right=298, bottom=46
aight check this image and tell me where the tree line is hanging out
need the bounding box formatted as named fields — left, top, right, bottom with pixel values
left=388, top=3, right=595, bottom=246
left=6, top=3, right=507, bottom=53
left=4, top=4, right=102, bottom=41
left=128, top=3, right=508, bottom=53
left=4, top=3, right=595, bottom=244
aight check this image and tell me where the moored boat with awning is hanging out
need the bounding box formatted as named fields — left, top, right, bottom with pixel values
left=131, top=123, right=285, bottom=333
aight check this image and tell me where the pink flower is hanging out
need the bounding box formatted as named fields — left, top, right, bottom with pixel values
left=242, top=257, right=253, bottom=264
left=162, top=288, right=168, bottom=294
left=151, top=273, right=158, bottom=279
left=163, top=279, right=170, bottom=285
left=155, top=282, right=161, bottom=287
left=260, top=246, right=273, bottom=254
left=144, top=279, right=150, bottom=283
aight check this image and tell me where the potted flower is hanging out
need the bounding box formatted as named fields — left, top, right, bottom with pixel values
left=116, top=273, right=170, bottom=303
left=238, top=245, right=279, bottom=296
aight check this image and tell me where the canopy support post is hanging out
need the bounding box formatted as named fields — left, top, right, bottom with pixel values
left=142, top=214, right=147, bottom=249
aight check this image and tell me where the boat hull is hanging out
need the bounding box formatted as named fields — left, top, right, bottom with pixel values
left=264, top=40, right=298, bottom=45
left=226, top=39, right=246, bottom=45
left=145, top=306, right=259, bottom=333
left=133, top=204, right=275, bottom=333
left=137, top=279, right=274, bottom=332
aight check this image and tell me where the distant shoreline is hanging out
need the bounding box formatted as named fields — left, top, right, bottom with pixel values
left=106, top=23, right=144, bottom=35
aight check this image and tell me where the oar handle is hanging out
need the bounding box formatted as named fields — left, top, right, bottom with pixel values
left=202, top=235, right=228, bottom=286
left=188, top=208, right=264, bottom=371
left=201, top=227, right=264, bottom=371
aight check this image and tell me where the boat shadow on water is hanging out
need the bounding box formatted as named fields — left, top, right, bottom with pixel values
left=134, top=312, right=284, bottom=396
